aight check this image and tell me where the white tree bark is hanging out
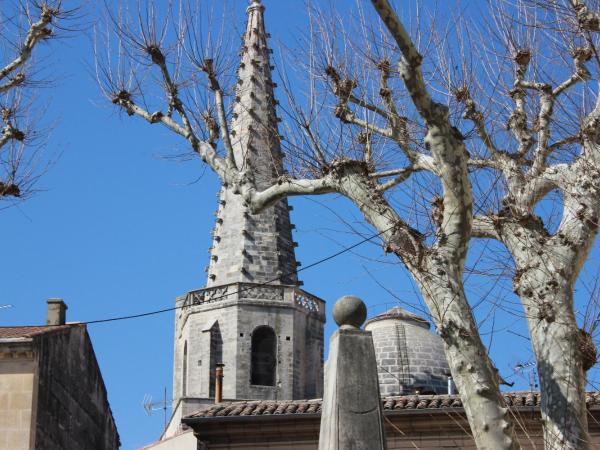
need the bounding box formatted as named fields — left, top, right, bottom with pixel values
left=497, top=221, right=590, bottom=449
left=471, top=90, right=600, bottom=449
left=326, top=160, right=521, bottom=450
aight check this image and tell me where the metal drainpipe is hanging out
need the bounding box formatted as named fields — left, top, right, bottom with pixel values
left=447, top=376, right=454, bottom=395
left=215, top=363, right=225, bottom=403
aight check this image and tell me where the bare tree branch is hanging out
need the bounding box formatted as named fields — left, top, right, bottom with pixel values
left=0, top=4, right=57, bottom=83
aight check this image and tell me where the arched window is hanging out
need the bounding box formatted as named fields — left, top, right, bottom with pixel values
left=209, top=323, right=223, bottom=398
left=182, top=341, right=188, bottom=396
left=251, top=326, right=277, bottom=386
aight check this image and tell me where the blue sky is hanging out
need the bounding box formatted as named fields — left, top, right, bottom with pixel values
left=2, top=1, right=599, bottom=449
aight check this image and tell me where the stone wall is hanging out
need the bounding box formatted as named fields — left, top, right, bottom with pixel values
left=170, top=254, right=326, bottom=439
left=173, top=296, right=240, bottom=401
left=171, top=284, right=325, bottom=416
left=367, top=320, right=449, bottom=396
left=293, top=310, right=324, bottom=399
left=33, top=326, right=119, bottom=450
left=0, top=355, right=36, bottom=450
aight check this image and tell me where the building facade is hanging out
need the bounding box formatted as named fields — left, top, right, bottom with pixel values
left=0, top=299, right=120, bottom=450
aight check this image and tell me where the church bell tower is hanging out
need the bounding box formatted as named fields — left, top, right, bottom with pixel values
left=170, top=0, right=325, bottom=423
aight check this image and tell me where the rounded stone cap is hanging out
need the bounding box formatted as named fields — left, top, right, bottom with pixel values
left=333, top=295, right=367, bottom=329
left=365, top=306, right=430, bottom=329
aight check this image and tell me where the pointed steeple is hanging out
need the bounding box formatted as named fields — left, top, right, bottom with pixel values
left=205, top=0, right=300, bottom=287
left=229, top=0, right=282, bottom=186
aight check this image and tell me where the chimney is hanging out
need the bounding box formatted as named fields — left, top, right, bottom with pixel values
left=47, top=298, right=67, bottom=325
left=215, top=363, right=225, bottom=403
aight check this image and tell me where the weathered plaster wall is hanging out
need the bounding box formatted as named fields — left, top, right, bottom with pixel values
left=33, top=327, right=119, bottom=450
left=141, top=430, right=197, bottom=450
left=0, top=356, right=36, bottom=450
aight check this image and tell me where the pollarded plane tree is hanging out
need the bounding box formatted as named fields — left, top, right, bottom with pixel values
left=99, top=0, right=600, bottom=449
left=0, top=1, right=65, bottom=201
left=426, top=0, right=600, bottom=448
left=300, top=1, right=600, bottom=447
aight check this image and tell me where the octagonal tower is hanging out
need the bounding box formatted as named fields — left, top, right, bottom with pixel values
left=167, top=0, right=325, bottom=434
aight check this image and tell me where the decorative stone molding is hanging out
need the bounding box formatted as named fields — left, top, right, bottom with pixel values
left=181, top=283, right=324, bottom=318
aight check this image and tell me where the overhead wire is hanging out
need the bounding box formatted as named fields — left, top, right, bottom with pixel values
left=83, top=224, right=395, bottom=325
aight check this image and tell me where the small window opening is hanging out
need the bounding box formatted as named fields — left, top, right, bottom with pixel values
left=182, top=341, right=188, bottom=396
left=209, top=323, right=223, bottom=398
left=251, top=326, right=277, bottom=386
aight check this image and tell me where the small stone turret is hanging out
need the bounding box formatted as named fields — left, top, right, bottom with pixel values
left=365, top=306, right=451, bottom=395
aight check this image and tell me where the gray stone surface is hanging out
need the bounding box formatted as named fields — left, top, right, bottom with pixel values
left=205, top=0, right=298, bottom=288
left=33, top=326, right=120, bottom=450
left=332, top=295, right=367, bottom=329
left=172, top=284, right=325, bottom=409
left=46, top=298, right=67, bottom=326
left=167, top=0, right=326, bottom=438
left=365, top=307, right=451, bottom=396
left=319, top=303, right=386, bottom=450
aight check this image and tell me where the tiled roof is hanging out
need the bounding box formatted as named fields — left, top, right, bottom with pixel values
left=0, top=324, right=80, bottom=339
left=186, top=392, right=600, bottom=419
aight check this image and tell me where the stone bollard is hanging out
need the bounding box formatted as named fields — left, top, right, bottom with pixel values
left=318, top=296, right=387, bottom=450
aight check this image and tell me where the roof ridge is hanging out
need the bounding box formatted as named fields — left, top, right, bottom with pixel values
left=185, top=391, right=600, bottom=419
left=0, top=323, right=82, bottom=339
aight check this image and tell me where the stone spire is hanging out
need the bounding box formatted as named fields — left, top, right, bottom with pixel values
left=205, top=0, right=300, bottom=287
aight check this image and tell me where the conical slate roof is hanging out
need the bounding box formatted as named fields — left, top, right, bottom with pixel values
left=205, top=0, right=299, bottom=287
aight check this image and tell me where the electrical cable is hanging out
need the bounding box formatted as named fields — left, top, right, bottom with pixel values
left=83, top=224, right=395, bottom=325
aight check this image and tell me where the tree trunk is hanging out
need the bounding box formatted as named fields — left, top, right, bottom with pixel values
left=336, top=168, right=521, bottom=450
left=517, top=264, right=589, bottom=450
left=418, top=265, right=520, bottom=450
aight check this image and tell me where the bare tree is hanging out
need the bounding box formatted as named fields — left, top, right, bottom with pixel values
left=452, top=1, right=600, bottom=448
left=100, top=0, right=600, bottom=449
left=0, top=1, right=66, bottom=202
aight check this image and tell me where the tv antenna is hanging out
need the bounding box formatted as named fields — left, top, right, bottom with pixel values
left=514, top=361, right=538, bottom=391
left=142, top=387, right=172, bottom=430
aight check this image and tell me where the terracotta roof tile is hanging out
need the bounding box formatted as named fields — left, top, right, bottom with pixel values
left=0, top=324, right=80, bottom=339
left=264, top=403, right=277, bottom=414
left=241, top=404, right=255, bottom=416
left=306, top=402, right=319, bottom=414
left=185, top=392, right=600, bottom=420
left=252, top=403, right=267, bottom=416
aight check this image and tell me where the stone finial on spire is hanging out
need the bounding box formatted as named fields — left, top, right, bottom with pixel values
left=247, top=0, right=263, bottom=11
